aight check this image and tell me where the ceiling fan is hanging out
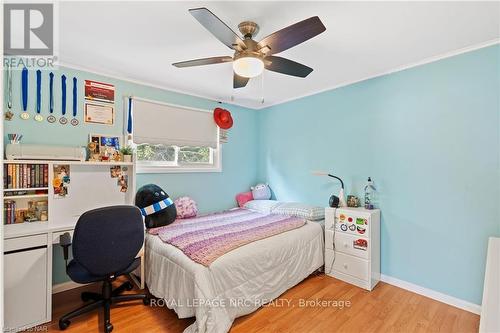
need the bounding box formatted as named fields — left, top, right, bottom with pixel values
left=173, top=8, right=326, bottom=88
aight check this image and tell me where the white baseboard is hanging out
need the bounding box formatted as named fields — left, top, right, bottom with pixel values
left=380, top=274, right=481, bottom=315
left=52, top=281, right=87, bottom=294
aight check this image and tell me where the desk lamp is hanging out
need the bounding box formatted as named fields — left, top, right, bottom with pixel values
left=312, top=171, right=346, bottom=208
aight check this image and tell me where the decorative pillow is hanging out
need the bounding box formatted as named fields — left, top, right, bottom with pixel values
left=271, top=202, right=325, bottom=221
left=174, top=196, right=198, bottom=219
left=251, top=183, right=272, bottom=200
left=243, top=200, right=281, bottom=214
left=236, top=191, right=253, bottom=207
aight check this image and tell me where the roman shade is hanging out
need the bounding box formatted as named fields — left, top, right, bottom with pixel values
left=132, top=98, right=218, bottom=148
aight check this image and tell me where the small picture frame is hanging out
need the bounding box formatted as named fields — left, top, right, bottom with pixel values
left=88, top=134, right=120, bottom=162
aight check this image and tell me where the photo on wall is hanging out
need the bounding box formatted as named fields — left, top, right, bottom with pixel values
left=53, top=164, right=70, bottom=198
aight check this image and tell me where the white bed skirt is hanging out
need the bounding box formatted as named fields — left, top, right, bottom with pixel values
left=145, top=221, right=324, bottom=333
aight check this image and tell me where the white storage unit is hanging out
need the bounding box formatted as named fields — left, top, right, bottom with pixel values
left=3, top=160, right=142, bottom=332
left=325, top=207, right=380, bottom=290
left=4, top=235, right=49, bottom=331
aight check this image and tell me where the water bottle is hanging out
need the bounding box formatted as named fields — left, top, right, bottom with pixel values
left=364, top=177, right=376, bottom=209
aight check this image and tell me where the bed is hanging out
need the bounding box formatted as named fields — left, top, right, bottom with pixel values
left=145, top=201, right=325, bottom=333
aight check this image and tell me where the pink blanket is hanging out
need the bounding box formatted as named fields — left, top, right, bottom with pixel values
left=149, top=209, right=306, bottom=266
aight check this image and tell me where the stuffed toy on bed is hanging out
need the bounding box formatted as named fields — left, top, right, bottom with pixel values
left=251, top=183, right=272, bottom=200
left=135, top=184, right=177, bottom=229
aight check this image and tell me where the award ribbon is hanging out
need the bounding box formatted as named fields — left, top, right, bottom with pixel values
left=47, top=72, right=56, bottom=123
left=60, top=75, right=68, bottom=125
left=34, top=70, right=43, bottom=121
left=71, top=77, right=79, bottom=126
left=20, top=67, right=30, bottom=120
left=5, top=64, right=13, bottom=120
left=127, top=97, right=133, bottom=134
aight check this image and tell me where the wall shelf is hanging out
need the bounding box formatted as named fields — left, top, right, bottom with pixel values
left=4, top=194, right=49, bottom=200
left=3, top=160, right=133, bottom=166
left=3, top=187, right=49, bottom=192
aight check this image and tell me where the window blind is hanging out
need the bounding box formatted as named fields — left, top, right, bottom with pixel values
left=132, top=99, right=218, bottom=148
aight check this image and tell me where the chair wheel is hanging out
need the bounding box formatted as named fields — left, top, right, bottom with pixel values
left=143, top=296, right=150, bottom=305
left=125, top=281, right=133, bottom=291
left=105, top=323, right=113, bottom=333
left=59, top=319, right=70, bottom=330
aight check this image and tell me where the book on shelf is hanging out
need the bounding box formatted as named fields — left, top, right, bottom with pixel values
left=3, top=200, right=16, bottom=225
left=4, top=163, right=48, bottom=189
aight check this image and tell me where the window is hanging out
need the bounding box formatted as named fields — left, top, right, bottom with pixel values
left=130, top=98, right=221, bottom=173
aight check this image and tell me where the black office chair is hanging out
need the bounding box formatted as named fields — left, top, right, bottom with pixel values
left=59, top=205, right=149, bottom=333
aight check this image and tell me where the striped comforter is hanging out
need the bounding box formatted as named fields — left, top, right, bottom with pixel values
left=148, top=208, right=306, bottom=266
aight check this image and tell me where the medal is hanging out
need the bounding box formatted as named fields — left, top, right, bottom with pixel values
left=71, top=77, right=79, bottom=126
left=34, top=70, right=43, bottom=122
left=47, top=72, right=56, bottom=123
left=20, top=67, right=30, bottom=120
left=5, top=63, right=13, bottom=120
left=60, top=75, right=68, bottom=125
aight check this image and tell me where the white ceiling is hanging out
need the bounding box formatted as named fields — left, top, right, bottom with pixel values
left=59, top=1, right=500, bottom=109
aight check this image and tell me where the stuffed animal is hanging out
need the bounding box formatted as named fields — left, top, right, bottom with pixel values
left=251, top=183, right=272, bottom=200
left=174, top=196, right=198, bottom=219
left=135, top=184, right=177, bottom=229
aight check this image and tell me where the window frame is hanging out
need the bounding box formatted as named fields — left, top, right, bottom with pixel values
left=128, top=97, right=222, bottom=174
left=136, top=144, right=222, bottom=174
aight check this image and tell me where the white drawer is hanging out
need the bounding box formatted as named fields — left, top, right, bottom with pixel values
left=334, top=232, right=369, bottom=259
left=4, top=234, right=47, bottom=252
left=52, top=230, right=74, bottom=244
left=332, top=252, right=369, bottom=281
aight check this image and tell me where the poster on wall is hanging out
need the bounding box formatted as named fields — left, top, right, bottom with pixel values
left=84, top=80, right=115, bottom=125
left=53, top=164, right=70, bottom=199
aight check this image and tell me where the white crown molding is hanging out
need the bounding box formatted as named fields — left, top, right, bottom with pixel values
left=380, top=274, right=481, bottom=315
left=57, top=39, right=498, bottom=111
left=256, top=38, right=500, bottom=110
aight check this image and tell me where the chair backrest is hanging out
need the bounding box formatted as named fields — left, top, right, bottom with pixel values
left=72, top=205, right=144, bottom=276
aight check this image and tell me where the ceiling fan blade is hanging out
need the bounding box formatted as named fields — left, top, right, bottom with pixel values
left=234, top=73, right=249, bottom=88
left=265, top=56, right=313, bottom=77
left=257, top=16, right=326, bottom=55
left=189, top=8, right=246, bottom=51
left=172, top=56, right=233, bottom=68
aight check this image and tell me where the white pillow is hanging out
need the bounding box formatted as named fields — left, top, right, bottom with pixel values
left=244, top=200, right=281, bottom=214
left=271, top=202, right=325, bottom=221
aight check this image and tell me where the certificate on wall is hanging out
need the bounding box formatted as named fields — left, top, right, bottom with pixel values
left=84, top=102, right=114, bottom=125
left=84, top=80, right=115, bottom=125
left=85, top=80, right=115, bottom=103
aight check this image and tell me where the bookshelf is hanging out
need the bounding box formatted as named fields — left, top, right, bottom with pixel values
left=4, top=161, right=49, bottom=225
left=3, top=159, right=136, bottom=231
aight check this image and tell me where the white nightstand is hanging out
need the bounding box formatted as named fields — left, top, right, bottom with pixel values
left=325, top=207, right=380, bottom=291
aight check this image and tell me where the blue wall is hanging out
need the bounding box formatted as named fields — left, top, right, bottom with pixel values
left=4, top=66, right=259, bottom=213
left=4, top=66, right=259, bottom=284
left=258, top=45, right=500, bottom=305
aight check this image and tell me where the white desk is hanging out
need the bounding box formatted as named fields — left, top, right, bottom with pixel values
left=4, top=222, right=145, bottom=332
left=3, top=159, right=139, bottom=332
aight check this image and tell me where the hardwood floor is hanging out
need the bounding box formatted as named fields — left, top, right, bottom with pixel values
left=41, top=274, right=479, bottom=333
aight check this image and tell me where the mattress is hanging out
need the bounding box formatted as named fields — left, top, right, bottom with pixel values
left=145, top=219, right=324, bottom=333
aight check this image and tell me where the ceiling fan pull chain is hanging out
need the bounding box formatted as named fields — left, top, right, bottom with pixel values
left=261, top=71, right=265, bottom=104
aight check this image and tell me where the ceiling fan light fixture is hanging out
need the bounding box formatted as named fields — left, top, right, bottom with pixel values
left=233, top=56, right=264, bottom=78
